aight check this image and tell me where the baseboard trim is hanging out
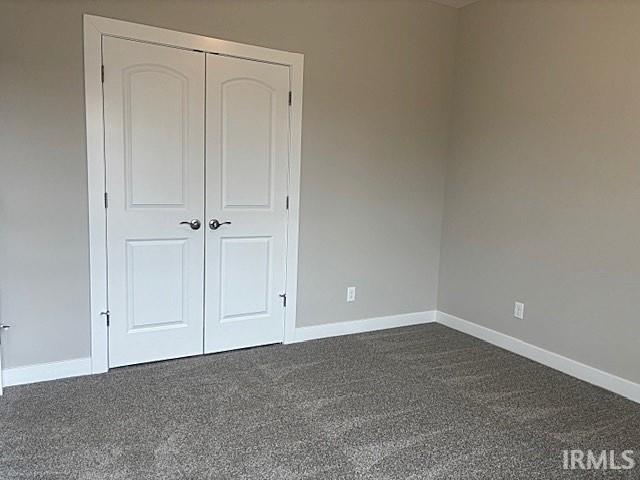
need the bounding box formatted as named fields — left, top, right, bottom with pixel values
left=437, top=311, right=640, bottom=404
left=6, top=311, right=636, bottom=405
left=3, top=357, right=92, bottom=388
left=291, top=310, right=436, bottom=343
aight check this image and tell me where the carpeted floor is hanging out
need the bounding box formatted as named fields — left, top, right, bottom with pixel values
left=1, top=323, right=639, bottom=479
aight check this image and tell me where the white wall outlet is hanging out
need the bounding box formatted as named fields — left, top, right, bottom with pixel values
left=514, top=301, right=525, bottom=320
left=346, top=286, right=356, bottom=303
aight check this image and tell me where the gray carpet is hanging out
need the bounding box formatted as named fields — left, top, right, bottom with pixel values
left=1, top=324, right=639, bottom=479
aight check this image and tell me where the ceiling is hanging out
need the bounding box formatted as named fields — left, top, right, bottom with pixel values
left=430, top=0, right=480, bottom=7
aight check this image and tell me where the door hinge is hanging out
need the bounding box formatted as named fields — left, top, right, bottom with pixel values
left=100, top=310, right=111, bottom=327
left=279, top=293, right=287, bottom=307
left=104, top=192, right=108, bottom=208
left=288, top=91, right=292, bottom=106
left=101, top=65, right=104, bottom=83
left=286, top=196, right=289, bottom=210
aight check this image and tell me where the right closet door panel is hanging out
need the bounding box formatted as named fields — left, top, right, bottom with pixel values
left=204, top=54, right=290, bottom=353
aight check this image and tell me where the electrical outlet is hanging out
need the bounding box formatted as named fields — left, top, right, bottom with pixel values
left=347, top=286, right=356, bottom=303
left=514, top=301, right=525, bottom=320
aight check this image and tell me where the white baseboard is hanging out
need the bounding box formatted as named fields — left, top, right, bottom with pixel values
left=1, top=313, right=435, bottom=389
left=437, top=311, right=640, bottom=404
left=5, top=311, right=637, bottom=406
left=291, top=310, right=436, bottom=343
left=2, top=357, right=92, bottom=388
left=1, top=312, right=434, bottom=389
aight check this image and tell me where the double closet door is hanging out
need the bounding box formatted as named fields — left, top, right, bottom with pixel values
left=102, top=37, right=290, bottom=368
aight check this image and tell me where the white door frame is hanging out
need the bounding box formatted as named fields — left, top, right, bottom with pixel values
left=83, top=14, right=304, bottom=374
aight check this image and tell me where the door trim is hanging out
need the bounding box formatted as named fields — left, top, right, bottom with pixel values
left=83, top=15, right=304, bottom=374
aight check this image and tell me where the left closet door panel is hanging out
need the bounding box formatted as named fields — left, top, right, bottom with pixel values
left=103, top=37, right=205, bottom=368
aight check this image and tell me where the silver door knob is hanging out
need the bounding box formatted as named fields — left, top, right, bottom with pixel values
left=0, top=324, right=10, bottom=331
left=180, top=219, right=201, bottom=230
left=209, top=219, right=232, bottom=230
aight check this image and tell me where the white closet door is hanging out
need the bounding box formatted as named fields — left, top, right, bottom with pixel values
left=204, top=54, right=290, bottom=353
left=103, top=37, right=205, bottom=367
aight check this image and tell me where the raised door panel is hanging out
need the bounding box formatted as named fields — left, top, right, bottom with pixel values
left=126, top=239, right=187, bottom=331
left=126, top=67, right=188, bottom=207
left=220, top=237, right=271, bottom=320
left=222, top=80, right=274, bottom=209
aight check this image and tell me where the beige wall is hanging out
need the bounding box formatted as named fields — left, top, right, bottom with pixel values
left=0, top=1, right=457, bottom=369
left=2, top=0, right=639, bottom=386
left=440, top=0, right=640, bottom=384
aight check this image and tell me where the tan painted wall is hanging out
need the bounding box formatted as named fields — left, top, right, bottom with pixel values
left=0, top=1, right=457, bottom=368
left=440, top=0, right=640, bottom=383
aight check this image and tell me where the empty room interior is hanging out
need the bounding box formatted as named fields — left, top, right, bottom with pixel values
left=2, top=0, right=640, bottom=477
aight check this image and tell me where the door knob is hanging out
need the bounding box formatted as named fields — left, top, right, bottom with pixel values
left=209, top=219, right=232, bottom=230
left=180, top=219, right=201, bottom=230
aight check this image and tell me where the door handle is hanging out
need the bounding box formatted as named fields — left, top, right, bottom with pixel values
left=180, top=219, right=201, bottom=230
left=209, top=219, right=232, bottom=230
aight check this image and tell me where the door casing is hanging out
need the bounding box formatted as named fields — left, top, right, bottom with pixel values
left=83, top=15, right=304, bottom=374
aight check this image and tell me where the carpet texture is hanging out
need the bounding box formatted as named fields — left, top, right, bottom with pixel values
left=1, top=323, right=639, bottom=479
